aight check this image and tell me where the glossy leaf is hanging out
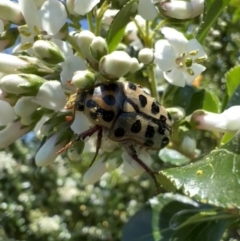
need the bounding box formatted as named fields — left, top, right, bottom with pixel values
left=225, top=65, right=240, bottom=97
left=106, top=0, right=137, bottom=52
left=159, top=129, right=240, bottom=208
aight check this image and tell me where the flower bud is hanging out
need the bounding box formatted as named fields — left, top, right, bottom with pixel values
left=90, top=36, right=109, bottom=61
left=138, top=0, right=158, bottom=20
left=0, top=74, right=45, bottom=95
left=129, top=58, right=140, bottom=73
left=0, top=0, right=24, bottom=25
left=99, top=51, right=132, bottom=79
left=14, top=97, right=38, bottom=118
left=35, top=133, right=68, bottom=167
left=83, top=157, right=107, bottom=185
left=191, top=106, right=240, bottom=133
left=66, top=0, right=77, bottom=16
left=0, top=53, right=28, bottom=74
left=138, top=48, right=154, bottom=64
left=0, top=90, right=18, bottom=106
left=77, top=30, right=95, bottom=60
left=17, top=56, right=54, bottom=75
left=71, top=70, right=95, bottom=89
left=70, top=111, right=89, bottom=135
left=0, top=121, right=31, bottom=148
left=99, top=9, right=119, bottom=30
left=180, top=135, right=196, bottom=155
left=159, top=0, right=204, bottom=19
left=31, top=81, right=66, bottom=111
left=33, top=40, right=65, bottom=65
left=0, top=100, right=15, bottom=126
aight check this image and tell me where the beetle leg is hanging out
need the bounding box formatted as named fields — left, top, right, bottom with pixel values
left=57, top=125, right=101, bottom=155
left=124, top=144, right=160, bottom=194
left=89, top=127, right=102, bottom=167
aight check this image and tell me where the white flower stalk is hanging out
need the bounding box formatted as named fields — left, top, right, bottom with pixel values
left=35, top=133, right=67, bottom=167
left=60, top=55, right=87, bottom=92
left=71, top=70, right=95, bottom=90
left=83, top=156, right=107, bottom=185
left=0, top=0, right=24, bottom=25
left=154, top=27, right=207, bottom=87
left=0, top=53, right=28, bottom=75
left=18, top=0, right=67, bottom=39
left=180, top=135, right=196, bottom=155
left=99, top=51, right=132, bottom=79
left=138, top=48, right=154, bottom=64
left=33, top=40, right=65, bottom=65
left=191, top=106, right=240, bottom=133
left=0, top=74, right=45, bottom=95
left=31, top=81, right=66, bottom=111
left=70, top=111, right=89, bottom=135
left=0, top=100, right=15, bottom=126
left=121, top=149, right=153, bottom=177
left=14, top=97, right=39, bottom=118
left=159, top=0, right=204, bottom=19
left=138, top=0, right=158, bottom=20
left=73, top=0, right=100, bottom=15
left=0, top=121, right=32, bottom=148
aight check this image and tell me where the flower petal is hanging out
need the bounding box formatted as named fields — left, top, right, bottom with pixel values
left=0, top=100, right=15, bottom=126
left=74, top=0, right=100, bottom=15
left=70, top=111, right=89, bottom=134
left=138, top=0, right=158, bottom=20
left=51, top=38, right=73, bottom=58
left=60, top=55, right=86, bottom=92
left=164, top=68, right=186, bottom=87
left=18, top=0, right=40, bottom=32
left=187, top=39, right=207, bottom=59
left=83, top=157, right=107, bottom=184
left=32, top=81, right=66, bottom=111
left=161, top=27, right=188, bottom=55
left=183, top=63, right=206, bottom=85
left=154, top=39, right=176, bottom=71
left=38, top=0, right=67, bottom=35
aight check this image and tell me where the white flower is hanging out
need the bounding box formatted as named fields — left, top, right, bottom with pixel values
left=159, top=0, right=204, bottom=19
left=35, top=133, right=67, bottom=166
left=121, top=149, right=153, bottom=177
left=138, top=0, right=158, bottom=20
left=99, top=9, right=119, bottom=30
left=0, top=100, right=15, bottom=126
left=14, top=97, right=39, bottom=117
left=73, top=0, right=100, bottom=15
left=192, top=106, right=240, bottom=133
left=154, top=27, right=207, bottom=87
left=32, top=81, right=66, bottom=111
left=0, top=121, right=31, bottom=148
left=19, top=0, right=67, bottom=36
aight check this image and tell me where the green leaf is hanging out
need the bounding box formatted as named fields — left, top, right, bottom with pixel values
left=202, top=90, right=220, bottom=113
left=226, top=85, right=240, bottom=108
left=159, top=129, right=240, bottom=208
left=197, top=0, right=231, bottom=44
left=106, top=0, right=137, bottom=52
left=121, top=193, right=235, bottom=241
left=225, top=65, right=240, bottom=98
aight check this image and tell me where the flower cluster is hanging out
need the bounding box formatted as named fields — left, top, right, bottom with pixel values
left=0, top=0, right=219, bottom=187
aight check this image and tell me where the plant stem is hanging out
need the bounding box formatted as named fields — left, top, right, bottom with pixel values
left=87, top=12, right=94, bottom=33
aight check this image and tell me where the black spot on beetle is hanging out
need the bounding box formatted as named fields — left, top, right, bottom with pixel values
left=158, top=124, right=165, bottom=135
left=101, top=83, right=119, bottom=92
left=114, top=127, right=125, bottom=138
left=75, top=102, right=84, bottom=111
left=160, top=115, right=166, bottom=122
left=103, top=95, right=116, bottom=106
left=128, top=82, right=137, bottom=91
left=151, top=101, right=160, bottom=114
left=145, top=125, right=155, bottom=138
left=144, top=139, right=154, bottom=147
left=90, top=111, right=97, bottom=120
left=161, top=137, right=169, bottom=148
left=101, top=109, right=115, bottom=122
left=131, top=120, right=141, bottom=133
left=139, top=94, right=147, bottom=108
left=86, top=99, right=97, bottom=108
